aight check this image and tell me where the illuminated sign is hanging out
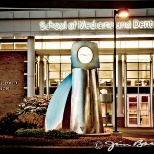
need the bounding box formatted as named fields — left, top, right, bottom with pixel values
left=39, top=19, right=154, bottom=31
left=133, top=19, right=153, bottom=29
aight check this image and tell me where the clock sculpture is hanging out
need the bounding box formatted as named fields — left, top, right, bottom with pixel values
left=78, top=47, right=93, bottom=63
left=45, top=41, right=104, bottom=134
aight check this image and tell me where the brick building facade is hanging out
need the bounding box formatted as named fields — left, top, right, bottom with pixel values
left=0, top=52, right=24, bottom=118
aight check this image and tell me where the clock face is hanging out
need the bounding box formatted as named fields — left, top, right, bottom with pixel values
left=78, top=46, right=93, bottom=64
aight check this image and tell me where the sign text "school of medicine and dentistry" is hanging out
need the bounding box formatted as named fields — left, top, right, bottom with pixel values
left=39, top=19, right=154, bottom=31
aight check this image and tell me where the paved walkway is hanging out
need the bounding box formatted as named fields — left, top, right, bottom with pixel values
left=118, top=127, right=154, bottom=139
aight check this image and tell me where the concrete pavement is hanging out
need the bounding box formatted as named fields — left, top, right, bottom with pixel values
left=118, top=127, right=154, bottom=139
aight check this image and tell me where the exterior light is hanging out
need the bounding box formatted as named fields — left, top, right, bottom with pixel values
left=113, top=9, right=129, bottom=133
left=116, top=9, right=129, bottom=17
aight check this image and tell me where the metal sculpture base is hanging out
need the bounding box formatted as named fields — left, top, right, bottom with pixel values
left=79, top=133, right=111, bottom=137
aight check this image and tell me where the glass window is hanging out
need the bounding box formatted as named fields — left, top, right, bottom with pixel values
left=46, top=42, right=60, bottom=49
left=141, top=96, right=149, bottom=103
left=127, top=71, right=138, bottom=78
left=99, top=55, right=113, bottom=62
left=49, top=56, right=60, bottom=63
left=140, top=79, right=150, bottom=86
left=99, top=71, right=113, bottom=78
left=24, top=62, right=27, bottom=73
left=98, top=57, right=113, bottom=88
left=127, top=79, right=150, bottom=87
left=127, top=59, right=150, bottom=88
left=61, top=71, right=71, bottom=79
left=139, top=71, right=150, bottom=78
left=139, top=63, right=150, bottom=70
left=100, top=79, right=113, bottom=86
left=61, top=56, right=71, bottom=63
left=127, top=87, right=138, bottom=93
left=100, top=63, right=113, bottom=70
left=15, top=43, right=27, bottom=49
left=127, top=79, right=138, bottom=86
left=60, top=42, right=73, bottom=49
left=49, top=64, right=60, bottom=71
left=127, top=63, right=138, bottom=70
left=35, top=42, right=42, bottom=49
left=127, top=55, right=150, bottom=62
left=48, top=55, right=71, bottom=86
left=139, top=87, right=150, bottom=93
left=99, top=41, right=114, bottom=48
left=61, top=64, right=71, bottom=71
left=125, top=41, right=138, bottom=48
left=139, top=41, right=153, bottom=48
left=126, top=55, right=139, bottom=62
left=24, top=75, right=27, bottom=87
left=24, top=89, right=27, bottom=96
left=49, top=79, right=58, bottom=87
left=1, top=43, right=14, bottom=49
left=24, top=52, right=27, bottom=61
left=138, top=55, right=150, bottom=62
left=1, top=37, right=14, bottom=39
left=49, top=72, right=60, bottom=79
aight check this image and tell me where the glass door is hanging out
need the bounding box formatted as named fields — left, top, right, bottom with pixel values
left=139, top=95, right=150, bottom=127
left=127, top=94, right=150, bottom=127
left=126, top=55, right=151, bottom=127
left=127, top=95, right=138, bottom=127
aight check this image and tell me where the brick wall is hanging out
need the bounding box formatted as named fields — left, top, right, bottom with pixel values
left=0, top=52, right=24, bottom=118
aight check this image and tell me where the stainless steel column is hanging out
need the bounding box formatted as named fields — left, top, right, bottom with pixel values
left=27, top=36, right=35, bottom=97
left=70, top=68, right=87, bottom=134
left=84, top=78, right=91, bottom=134
left=84, top=70, right=93, bottom=134
left=91, top=69, right=104, bottom=133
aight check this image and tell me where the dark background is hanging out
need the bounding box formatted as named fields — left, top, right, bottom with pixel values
left=0, top=0, right=154, bottom=9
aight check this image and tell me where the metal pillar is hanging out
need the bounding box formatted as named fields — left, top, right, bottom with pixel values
left=124, top=55, right=127, bottom=127
left=91, top=69, right=104, bottom=133
left=70, top=68, right=103, bottom=134
left=113, top=10, right=118, bottom=132
left=39, top=56, right=44, bottom=97
left=150, top=56, right=153, bottom=127
left=117, top=55, right=123, bottom=117
left=27, top=36, right=35, bottom=97
left=70, top=68, right=87, bottom=134
left=45, top=57, right=49, bottom=95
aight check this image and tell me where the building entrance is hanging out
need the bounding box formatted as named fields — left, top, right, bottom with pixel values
left=125, top=55, right=153, bottom=127
left=127, top=94, right=150, bottom=127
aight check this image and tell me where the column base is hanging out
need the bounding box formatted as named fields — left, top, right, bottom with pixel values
left=111, top=131, right=122, bottom=137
